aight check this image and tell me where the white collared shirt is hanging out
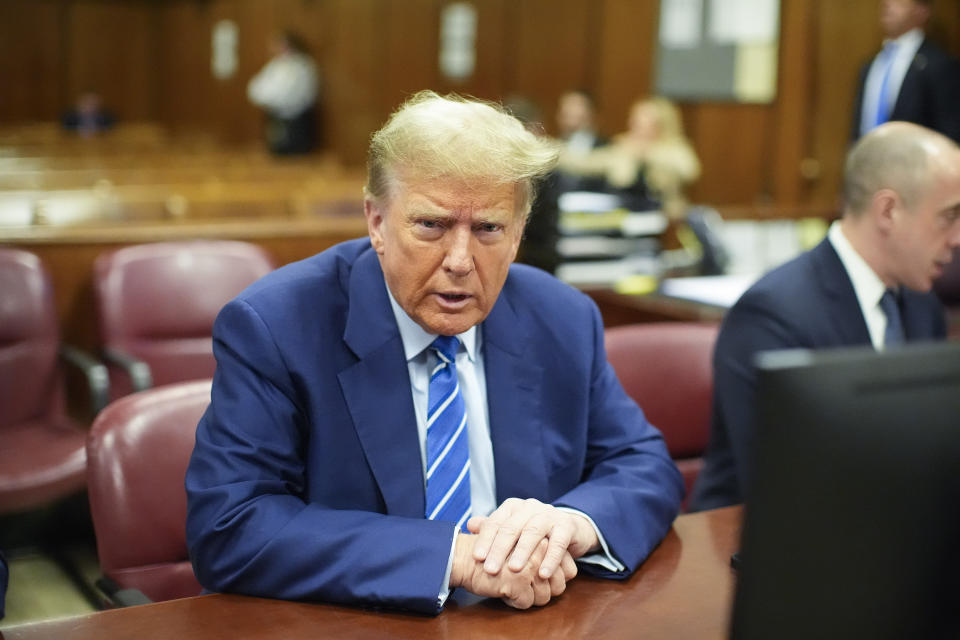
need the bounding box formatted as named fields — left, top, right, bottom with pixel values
left=247, top=52, right=319, bottom=119
left=828, top=221, right=895, bottom=350
left=386, top=291, right=498, bottom=519
left=860, top=28, right=925, bottom=136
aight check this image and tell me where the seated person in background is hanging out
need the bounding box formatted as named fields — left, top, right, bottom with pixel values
left=61, top=91, right=115, bottom=135
left=559, top=96, right=699, bottom=218
left=689, top=122, right=960, bottom=512
left=185, top=90, right=683, bottom=614
left=554, top=90, right=609, bottom=194
left=247, top=29, right=319, bottom=155
left=556, top=90, right=607, bottom=154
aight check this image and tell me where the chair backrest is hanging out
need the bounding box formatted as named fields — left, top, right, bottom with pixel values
left=86, top=379, right=211, bottom=601
left=93, top=241, right=274, bottom=388
left=604, top=322, right=719, bottom=507
left=0, top=248, right=62, bottom=427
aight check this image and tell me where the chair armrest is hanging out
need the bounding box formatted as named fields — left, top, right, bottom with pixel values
left=96, top=576, right=154, bottom=608
left=101, top=347, right=153, bottom=392
left=59, top=345, right=110, bottom=415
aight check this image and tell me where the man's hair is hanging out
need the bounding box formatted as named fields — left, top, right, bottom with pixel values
left=366, top=91, right=560, bottom=218
left=843, top=123, right=945, bottom=215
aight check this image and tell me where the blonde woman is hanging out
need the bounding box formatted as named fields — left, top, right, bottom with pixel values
left=560, top=96, right=700, bottom=218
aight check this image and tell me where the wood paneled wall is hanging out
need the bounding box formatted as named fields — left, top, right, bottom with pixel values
left=1, top=0, right=958, bottom=210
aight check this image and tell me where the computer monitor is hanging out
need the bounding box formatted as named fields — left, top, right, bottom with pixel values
left=731, top=342, right=960, bottom=640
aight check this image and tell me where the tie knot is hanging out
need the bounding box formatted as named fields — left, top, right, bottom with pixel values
left=431, top=335, right=459, bottom=364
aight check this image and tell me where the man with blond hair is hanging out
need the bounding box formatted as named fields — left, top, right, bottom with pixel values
left=186, top=91, right=683, bottom=613
left=691, top=122, right=960, bottom=511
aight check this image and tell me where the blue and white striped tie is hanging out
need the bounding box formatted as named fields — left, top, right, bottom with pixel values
left=425, top=335, right=471, bottom=532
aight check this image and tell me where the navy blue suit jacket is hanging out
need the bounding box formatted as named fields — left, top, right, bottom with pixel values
left=852, top=38, right=960, bottom=143
left=185, top=238, right=683, bottom=613
left=689, top=238, right=946, bottom=512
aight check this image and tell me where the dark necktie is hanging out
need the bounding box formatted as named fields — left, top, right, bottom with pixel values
left=424, top=335, right=471, bottom=532
left=879, top=289, right=905, bottom=347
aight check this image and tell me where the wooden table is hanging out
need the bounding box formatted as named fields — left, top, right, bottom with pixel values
left=0, top=507, right=741, bottom=640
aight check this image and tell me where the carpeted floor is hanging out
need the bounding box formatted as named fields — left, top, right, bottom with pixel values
left=0, top=495, right=105, bottom=628
left=0, top=545, right=101, bottom=628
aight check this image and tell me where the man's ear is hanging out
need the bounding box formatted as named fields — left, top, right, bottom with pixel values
left=871, top=188, right=900, bottom=233
left=365, top=197, right=386, bottom=255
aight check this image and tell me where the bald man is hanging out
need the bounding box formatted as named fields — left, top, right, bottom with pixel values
left=691, top=122, right=960, bottom=511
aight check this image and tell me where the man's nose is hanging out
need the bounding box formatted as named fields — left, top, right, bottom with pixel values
left=949, top=224, right=960, bottom=250
left=442, top=227, right=474, bottom=276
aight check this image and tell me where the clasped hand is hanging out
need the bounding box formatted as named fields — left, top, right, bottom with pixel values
left=449, top=498, right=600, bottom=609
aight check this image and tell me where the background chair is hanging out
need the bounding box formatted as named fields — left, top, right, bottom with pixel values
left=0, top=248, right=108, bottom=516
left=86, top=379, right=211, bottom=604
left=604, top=322, right=719, bottom=510
left=93, top=240, right=274, bottom=397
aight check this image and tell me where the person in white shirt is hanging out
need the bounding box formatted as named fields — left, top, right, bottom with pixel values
left=691, top=122, right=960, bottom=512
left=852, top=0, right=960, bottom=142
left=247, top=30, right=319, bottom=154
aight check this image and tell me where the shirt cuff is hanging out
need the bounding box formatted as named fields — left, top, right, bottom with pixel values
left=437, top=528, right=458, bottom=610
left=556, top=506, right=626, bottom=573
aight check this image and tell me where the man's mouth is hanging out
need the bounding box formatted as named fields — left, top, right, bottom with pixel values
left=438, top=293, right=470, bottom=303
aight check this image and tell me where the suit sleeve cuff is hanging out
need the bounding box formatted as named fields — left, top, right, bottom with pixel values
left=556, top=506, right=626, bottom=573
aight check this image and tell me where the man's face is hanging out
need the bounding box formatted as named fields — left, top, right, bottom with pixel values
left=556, top=93, right=592, bottom=137
left=879, top=0, right=929, bottom=38
left=887, top=161, right=960, bottom=291
left=366, top=177, right=524, bottom=336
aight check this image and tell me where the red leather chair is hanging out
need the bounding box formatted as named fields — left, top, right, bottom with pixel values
left=86, top=379, right=211, bottom=603
left=93, top=240, right=274, bottom=397
left=0, top=248, right=108, bottom=515
left=604, top=322, right=719, bottom=511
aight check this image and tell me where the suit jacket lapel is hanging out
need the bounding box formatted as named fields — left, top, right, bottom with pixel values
left=482, top=280, right=549, bottom=503
left=337, top=247, right=424, bottom=518
left=811, top=238, right=873, bottom=345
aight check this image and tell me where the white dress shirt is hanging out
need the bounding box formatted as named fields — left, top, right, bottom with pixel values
left=828, top=221, right=896, bottom=350
left=860, top=28, right=925, bottom=136
left=247, top=52, right=319, bottom=119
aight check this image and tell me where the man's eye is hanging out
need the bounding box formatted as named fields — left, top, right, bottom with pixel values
left=478, top=223, right=501, bottom=233
left=419, top=219, right=440, bottom=229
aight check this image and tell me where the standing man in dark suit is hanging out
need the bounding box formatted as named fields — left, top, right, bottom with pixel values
left=690, top=122, right=960, bottom=511
left=852, top=0, right=960, bottom=143
left=186, top=91, right=683, bottom=613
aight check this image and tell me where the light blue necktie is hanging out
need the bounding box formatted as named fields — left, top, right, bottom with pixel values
left=879, top=289, right=905, bottom=347
left=425, top=335, right=471, bottom=532
left=873, top=42, right=899, bottom=129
